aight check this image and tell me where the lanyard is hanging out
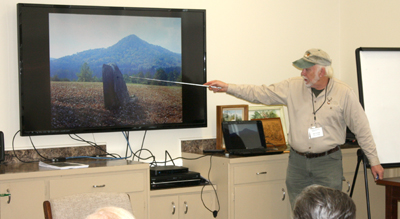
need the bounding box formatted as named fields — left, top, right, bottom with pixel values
left=311, top=88, right=327, bottom=125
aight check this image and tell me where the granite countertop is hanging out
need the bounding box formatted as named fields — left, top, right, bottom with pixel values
left=184, top=141, right=360, bottom=156
left=0, top=158, right=140, bottom=175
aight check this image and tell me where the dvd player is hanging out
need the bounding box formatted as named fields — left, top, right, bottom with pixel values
left=150, top=171, right=201, bottom=189
left=150, top=165, right=189, bottom=176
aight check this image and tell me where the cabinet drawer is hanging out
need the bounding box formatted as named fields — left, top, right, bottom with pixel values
left=49, top=172, right=145, bottom=198
left=233, top=161, right=287, bottom=184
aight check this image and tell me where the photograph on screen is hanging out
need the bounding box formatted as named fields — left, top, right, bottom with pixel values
left=49, top=14, right=183, bottom=129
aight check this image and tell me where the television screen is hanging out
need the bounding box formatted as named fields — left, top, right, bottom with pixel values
left=17, top=3, right=207, bottom=136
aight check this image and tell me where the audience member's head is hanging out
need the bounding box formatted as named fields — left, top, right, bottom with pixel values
left=86, top=206, right=135, bottom=219
left=293, top=184, right=356, bottom=219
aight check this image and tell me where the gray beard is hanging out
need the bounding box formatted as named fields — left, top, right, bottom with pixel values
left=303, top=74, right=320, bottom=88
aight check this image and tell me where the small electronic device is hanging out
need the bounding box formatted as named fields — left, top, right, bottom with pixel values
left=0, top=131, right=4, bottom=162
left=150, top=171, right=202, bottom=189
left=203, top=149, right=225, bottom=154
left=150, top=165, right=189, bottom=176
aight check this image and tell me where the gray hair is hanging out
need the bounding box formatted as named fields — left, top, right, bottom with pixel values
left=86, top=206, right=135, bottom=219
left=324, top=65, right=334, bottom=78
left=293, top=185, right=356, bottom=219
left=314, top=65, right=334, bottom=79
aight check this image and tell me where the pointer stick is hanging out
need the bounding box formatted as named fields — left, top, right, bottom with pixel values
left=129, top=76, right=221, bottom=89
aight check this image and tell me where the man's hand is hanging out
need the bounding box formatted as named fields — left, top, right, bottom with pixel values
left=204, top=80, right=228, bottom=93
left=371, top=164, right=384, bottom=181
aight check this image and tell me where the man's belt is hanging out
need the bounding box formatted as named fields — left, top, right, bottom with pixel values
left=293, top=146, right=340, bottom=159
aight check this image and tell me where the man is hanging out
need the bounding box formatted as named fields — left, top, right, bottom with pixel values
left=293, top=184, right=356, bottom=219
left=205, top=48, right=384, bottom=208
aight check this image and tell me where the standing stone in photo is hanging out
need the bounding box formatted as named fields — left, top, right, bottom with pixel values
left=102, top=63, right=130, bottom=110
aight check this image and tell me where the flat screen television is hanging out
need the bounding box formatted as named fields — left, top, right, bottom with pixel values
left=17, top=3, right=207, bottom=136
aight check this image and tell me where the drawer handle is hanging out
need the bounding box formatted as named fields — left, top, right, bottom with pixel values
left=184, top=201, right=188, bottom=214
left=172, top=202, right=176, bottom=215
left=256, top=172, right=267, bottom=175
left=93, top=184, right=106, bottom=188
left=346, top=181, right=351, bottom=193
left=0, top=189, right=11, bottom=204
left=342, top=176, right=351, bottom=193
left=282, top=188, right=286, bottom=201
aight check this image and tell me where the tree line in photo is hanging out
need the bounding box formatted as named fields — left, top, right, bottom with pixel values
left=51, top=62, right=182, bottom=86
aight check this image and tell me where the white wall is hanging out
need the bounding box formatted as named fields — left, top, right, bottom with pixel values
left=340, top=0, right=400, bottom=94
left=5, top=0, right=393, bottom=162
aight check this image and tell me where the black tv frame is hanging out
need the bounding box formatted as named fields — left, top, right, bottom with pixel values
left=17, top=3, right=207, bottom=136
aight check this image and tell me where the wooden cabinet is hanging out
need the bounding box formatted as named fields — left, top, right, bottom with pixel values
left=234, top=181, right=288, bottom=218
left=0, top=180, right=45, bottom=219
left=48, top=171, right=144, bottom=197
left=0, top=160, right=149, bottom=219
left=232, top=160, right=290, bottom=219
left=0, top=148, right=393, bottom=219
left=150, top=186, right=216, bottom=219
left=183, top=148, right=392, bottom=219
left=182, top=152, right=291, bottom=219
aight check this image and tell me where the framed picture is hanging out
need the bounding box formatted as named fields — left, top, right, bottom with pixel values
left=251, top=118, right=286, bottom=147
left=248, top=105, right=287, bottom=144
left=216, top=105, right=249, bottom=149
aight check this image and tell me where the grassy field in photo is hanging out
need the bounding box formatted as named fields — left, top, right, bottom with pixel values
left=51, top=81, right=182, bottom=128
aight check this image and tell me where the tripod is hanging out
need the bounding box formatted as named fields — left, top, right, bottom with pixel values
left=349, top=149, right=371, bottom=219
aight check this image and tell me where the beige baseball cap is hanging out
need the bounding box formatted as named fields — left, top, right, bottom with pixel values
left=292, top=48, right=332, bottom=69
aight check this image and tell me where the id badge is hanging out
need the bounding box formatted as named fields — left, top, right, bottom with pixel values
left=308, top=126, right=324, bottom=139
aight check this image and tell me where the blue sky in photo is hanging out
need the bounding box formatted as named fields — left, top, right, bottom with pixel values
left=49, top=13, right=181, bottom=59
